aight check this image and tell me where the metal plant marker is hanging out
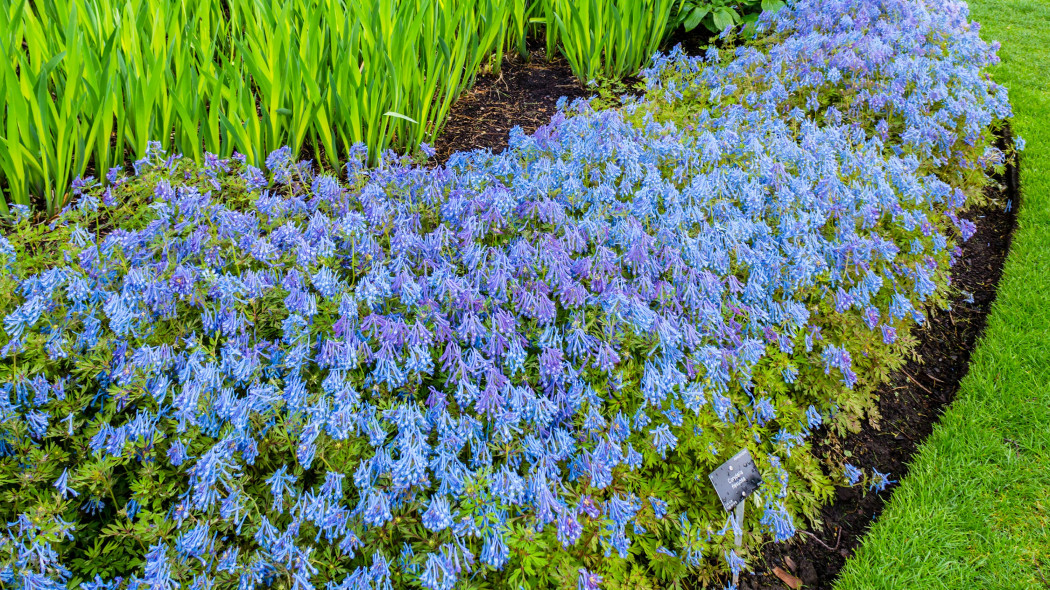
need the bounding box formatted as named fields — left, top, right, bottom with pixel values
left=708, top=448, right=763, bottom=587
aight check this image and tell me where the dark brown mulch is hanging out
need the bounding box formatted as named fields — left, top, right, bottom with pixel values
left=662, top=23, right=719, bottom=56
left=432, top=48, right=590, bottom=163
left=738, top=133, right=1020, bottom=590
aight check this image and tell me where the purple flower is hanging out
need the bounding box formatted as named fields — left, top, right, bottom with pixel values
left=557, top=510, right=583, bottom=547
left=577, top=568, right=603, bottom=590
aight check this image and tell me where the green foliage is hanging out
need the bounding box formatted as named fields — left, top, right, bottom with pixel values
left=674, top=0, right=785, bottom=35
left=0, top=0, right=511, bottom=215
left=539, top=0, right=677, bottom=84
left=0, top=0, right=694, bottom=215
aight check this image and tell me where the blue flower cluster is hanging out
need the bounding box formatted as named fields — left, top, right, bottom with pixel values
left=0, top=0, right=1011, bottom=588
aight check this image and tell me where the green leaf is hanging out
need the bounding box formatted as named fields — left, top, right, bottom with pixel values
left=712, top=7, right=738, bottom=31
left=683, top=7, right=709, bottom=32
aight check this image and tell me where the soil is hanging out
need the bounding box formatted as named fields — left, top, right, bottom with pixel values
left=663, top=23, right=721, bottom=56
left=433, top=46, right=590, bottom=164
left=737, top=134, right=1020, bottom=590
left=436, top=38, right=1021, bottom=590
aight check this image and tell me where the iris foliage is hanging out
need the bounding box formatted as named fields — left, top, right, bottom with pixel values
left=0, top=0, right=510, bottom=215
left=0, top=0, right=684, bottom=216
left=0, top=0, right=1014, bottom=588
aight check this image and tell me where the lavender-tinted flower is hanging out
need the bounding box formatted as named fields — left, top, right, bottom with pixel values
left=759, top=502, right=795, bottom=542
left=578, top=495, right=601, bottom=519
left=753, top=397, right=775, bottom=426
left=577, top=568, right=602, bottom=590
left=556, top=510, right=583, bottom=548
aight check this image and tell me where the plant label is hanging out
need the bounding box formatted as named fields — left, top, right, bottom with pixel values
left=708, top=448, right=763, bottom=512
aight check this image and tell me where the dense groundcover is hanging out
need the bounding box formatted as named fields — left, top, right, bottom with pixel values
left=0, top=0, right=1015, bottom=589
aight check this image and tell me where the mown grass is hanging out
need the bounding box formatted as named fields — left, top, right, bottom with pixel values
left=835, top=0, right=1050, bottom=588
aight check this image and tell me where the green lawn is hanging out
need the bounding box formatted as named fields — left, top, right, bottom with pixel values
left=835, top=0, right=1050, bottom=588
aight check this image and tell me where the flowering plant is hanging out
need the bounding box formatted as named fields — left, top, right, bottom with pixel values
left=0, top=0, right=1013, bottom=589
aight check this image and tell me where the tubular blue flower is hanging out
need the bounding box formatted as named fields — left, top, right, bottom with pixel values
left=759, top=502, right=796, bottom=542
left=869, top=469, right=896, bottom=493
left=480, top=529, right=509, bottom=568
left=843, top=463, right=863, bottom=487
left=53, top=468, right=78, bottom=499
left=753, top=398, right=776, bottom=426
left=649, top=496, right=668, bottom=520
left=142, top=543, right=176, bottom=590
left=0, top=0, right=1012, bottom=582
left=557, top=510, right=583, bottom=548
left=25, top=410, right=49, bottom=440
left=724, top=549, right=747, bottom=578
left=804, top=405, right=822, bottom=430
left=363, top=490, right=393, bottom=528
left=650, top=424, right=678, bottom=459
left=422, top=496, right=453, bottom=533
left=420, top=552, right=455, bottom=590
left=266, top=466, right=297, bottom=514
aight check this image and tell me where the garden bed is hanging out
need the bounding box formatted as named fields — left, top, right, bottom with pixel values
left=438, top=54, right=1021, bottom=589
left=0, top=1, right=1017, bottom=587
left=740, top=149, right=1019, bottom=589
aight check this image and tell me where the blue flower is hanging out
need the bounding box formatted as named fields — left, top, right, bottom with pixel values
left=266, top=466, right=297, bottom=513
left=649, top=496, right=668, bottom=520
left=422, top=496, right=453, bottom=533
left=650, top=424, right=678, bottom=459
left=142, top=543, right=176, bottom=590
left=0, top=0, right=1011, bottom=582
left=804, top=405, right=822, bottom=430
left=843, top=463, right=863, bottom=487
left=53, top=468, right=78, bottom=499
left=870, top=469, right=896, bottom=493
left=760, top=501, right=796, bottom=542
left=480, top=530, right=509, bottom=568
left=724, top=549, right=747, bottom=578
